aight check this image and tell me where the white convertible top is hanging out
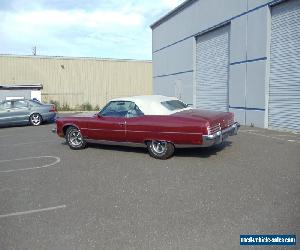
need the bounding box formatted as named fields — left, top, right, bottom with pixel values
left=110, top=95, right=191, bottom=115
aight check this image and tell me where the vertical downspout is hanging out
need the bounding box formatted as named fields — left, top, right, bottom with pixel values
left=245, top=0, right=249, bottom=125
left=192, top=36, right=197, bottom=108
left=265, top=7, right=272, bottom=128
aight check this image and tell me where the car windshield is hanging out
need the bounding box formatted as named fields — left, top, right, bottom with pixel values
left=100, top=101, right=144, bottom=118
left=161, top=100, right=188, bottom=111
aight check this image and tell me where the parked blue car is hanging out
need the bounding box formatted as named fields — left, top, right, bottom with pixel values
left=0, top=99, right=56, bottom=127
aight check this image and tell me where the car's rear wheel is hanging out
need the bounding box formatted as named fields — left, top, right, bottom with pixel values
left=147, top=140, right=175, bottom=160
left=66, top=126, right=86, bottom=150
left=29, top=113, right=42, bottom=126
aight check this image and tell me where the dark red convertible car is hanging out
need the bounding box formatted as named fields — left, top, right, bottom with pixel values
left=54, top=95, right=239, bottom=159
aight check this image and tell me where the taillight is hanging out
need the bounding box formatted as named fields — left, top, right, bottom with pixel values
left=49, top=105, right=56, bottom=112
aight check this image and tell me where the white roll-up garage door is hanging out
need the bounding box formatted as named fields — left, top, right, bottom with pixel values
left=195, top=25, right=230, bottom=112
left=269, top=0, right=300, bottom=132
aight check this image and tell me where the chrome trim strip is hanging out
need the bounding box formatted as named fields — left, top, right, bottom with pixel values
left=83, top=123, right=240, bottom=149
left=81, top=127, right=201, bottom=135
left=85, top=139, right=147, bottom=148
left=85, top=139, right=204, bottom=148
left=82, top=128, right=124, bottom=132
left=85, top=139, right=210, bottom=149
left=127, top=130, right=201, bottom=135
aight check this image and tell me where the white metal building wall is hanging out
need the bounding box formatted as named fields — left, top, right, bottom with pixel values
left=0, top=90, right=31, bottom=101
left=269, top=0, right=300, bottom=132
left=195, top=25, right=230, bottom=112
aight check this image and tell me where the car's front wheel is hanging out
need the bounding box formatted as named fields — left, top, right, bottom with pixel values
left=147, top=140, right=175, bottom=160
left=66, top=126, right=87, bottom=150
left=29, top=113, right=42, bottom=126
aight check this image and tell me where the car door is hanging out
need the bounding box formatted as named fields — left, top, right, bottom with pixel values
left=87, top=101, right=131, bottom=142
left=0, top=101, right=13, bottom=126
left=124, top=103, right=148, bottom=143
left=10, top=100, right=30, bottom=124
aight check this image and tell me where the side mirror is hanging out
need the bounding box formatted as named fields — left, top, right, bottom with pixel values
left=97, top=113, right=102, bottom=118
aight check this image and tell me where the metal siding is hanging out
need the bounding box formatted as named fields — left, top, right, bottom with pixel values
left=0, top=90, right=31, bottom=101
left=0, top=56, right=152, bottom=109
left=153, top=38, right=193, bottom=77
left=152, top=0, right=247, bottom=52
left=195, top=25, right=230, bottom=111
left=153, top=72, right=194, bottom=104
left=269, top=0, right=300, bottom=132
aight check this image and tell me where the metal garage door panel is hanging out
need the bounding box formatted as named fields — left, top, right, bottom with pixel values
left=195, top=25, right=230, bottom=112
left=269, top=0, right=300, bottom=132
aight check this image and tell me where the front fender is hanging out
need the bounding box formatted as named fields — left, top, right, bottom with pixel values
left=61, top=123, right=81, bottom=137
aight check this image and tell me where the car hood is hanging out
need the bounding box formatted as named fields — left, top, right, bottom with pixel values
left=71, top=112, right=98, bottom=117
left=56, top=113, right=98, bottom=123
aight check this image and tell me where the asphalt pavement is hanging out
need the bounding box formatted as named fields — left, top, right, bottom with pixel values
left=0, top=121, right=299, bottom=250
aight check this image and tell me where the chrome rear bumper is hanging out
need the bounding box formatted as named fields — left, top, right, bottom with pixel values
left=202, top=122, right=240, bottom=147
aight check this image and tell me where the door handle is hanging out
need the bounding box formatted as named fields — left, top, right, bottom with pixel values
left=118, top=122, right=125, bottom=127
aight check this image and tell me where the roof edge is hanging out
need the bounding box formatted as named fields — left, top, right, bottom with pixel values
left=0, top=84, right=43, bottom=90
left=0, top=54, right=152, bottom=63
left=150, top=0, right=198, bottom=29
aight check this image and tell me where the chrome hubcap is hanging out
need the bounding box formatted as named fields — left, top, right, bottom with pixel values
left=69, top=130, right=83, bottom=146
left=31, top=114, right=41, bottom=125
left=152, top=141, right=167, bottom=154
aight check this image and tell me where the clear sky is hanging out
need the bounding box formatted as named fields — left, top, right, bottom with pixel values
left=0, top=0, right=185, bottom=60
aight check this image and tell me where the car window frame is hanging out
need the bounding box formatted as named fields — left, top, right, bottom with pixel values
left=125, top=103, right=144, bottom=118
left=12, top=100, right=29, bottom=109
left=99, top=101, right=144, bottom=118
left=0, top=101, right=12, bottom=110
left=99, top=101, right=131, bottom=117
left=160, top=100, right=188, bottom=111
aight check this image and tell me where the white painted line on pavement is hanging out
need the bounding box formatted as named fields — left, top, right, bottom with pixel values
left=0, top=205, right=66, bottom=219
left=0, top=156, right=61, bottom=173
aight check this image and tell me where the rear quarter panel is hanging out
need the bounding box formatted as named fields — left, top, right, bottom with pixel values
left=35, top=106, right=56, bottom=122
left=125, top=115, right=208, bottom=145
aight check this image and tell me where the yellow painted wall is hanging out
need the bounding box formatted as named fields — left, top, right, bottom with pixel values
left=0, top=55, right=152, bottom=108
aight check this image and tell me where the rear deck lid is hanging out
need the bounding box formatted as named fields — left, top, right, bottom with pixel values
left=172, top=109, right=234, bottom=129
